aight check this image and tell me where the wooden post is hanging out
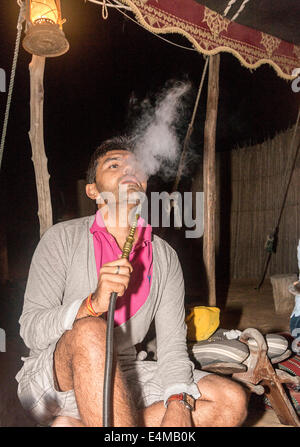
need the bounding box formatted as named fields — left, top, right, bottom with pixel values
left=28, top=55, right=53, bottom=238
left=203, top=55, right=220, bottom=307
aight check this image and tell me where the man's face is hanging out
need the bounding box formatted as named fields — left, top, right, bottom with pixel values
left=94, top=149, right=147, bottom=202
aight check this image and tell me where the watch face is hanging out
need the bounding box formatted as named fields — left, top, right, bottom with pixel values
left=186, top=394, right=195, bottom=410
left=184, top=393, right=195, bottom=410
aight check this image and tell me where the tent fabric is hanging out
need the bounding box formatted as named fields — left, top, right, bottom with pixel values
left=196, top=0, right=300, bottom=47
left=119, top=0, right=300, bottom=80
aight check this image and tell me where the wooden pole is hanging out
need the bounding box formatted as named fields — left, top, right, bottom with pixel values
left=28, top=55, right=53, bottom=238
left=203, top=55, right=220, bottom=307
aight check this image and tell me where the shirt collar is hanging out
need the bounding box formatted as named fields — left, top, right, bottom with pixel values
left=90, top=209, right=152, bottom=244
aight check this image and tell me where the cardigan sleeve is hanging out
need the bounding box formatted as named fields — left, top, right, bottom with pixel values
left=18, top=224, right=86, bottom=351
left=154, top=245, right=200, bottom=405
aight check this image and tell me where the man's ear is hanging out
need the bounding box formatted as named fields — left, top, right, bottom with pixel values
left=85, top=183, right=99, bottom=201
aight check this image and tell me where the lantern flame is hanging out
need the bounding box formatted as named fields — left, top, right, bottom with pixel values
left=30, top=1, right=59, bottom=25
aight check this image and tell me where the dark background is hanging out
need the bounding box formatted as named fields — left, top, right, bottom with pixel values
left=0, top=0, right=299, bottom=284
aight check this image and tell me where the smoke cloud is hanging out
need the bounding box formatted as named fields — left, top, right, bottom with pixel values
left=128, top=80, right=193, bottom=181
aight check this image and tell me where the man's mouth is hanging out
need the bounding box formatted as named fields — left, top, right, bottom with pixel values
left=120, top=177, right=141, bottom=188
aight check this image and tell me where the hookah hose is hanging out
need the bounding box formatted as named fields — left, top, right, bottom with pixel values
left=102, top=213, right=140, bottom=427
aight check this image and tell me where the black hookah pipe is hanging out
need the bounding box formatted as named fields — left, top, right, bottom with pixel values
left=102, top=211, right=140, bottom=427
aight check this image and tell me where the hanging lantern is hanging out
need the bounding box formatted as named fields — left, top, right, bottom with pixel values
left=22, top=0, right=69, bottom=57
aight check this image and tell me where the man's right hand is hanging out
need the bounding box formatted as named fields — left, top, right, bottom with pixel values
left=92, top=257, right=133, bottom=314
left=76, top=257, right=133, bottom=319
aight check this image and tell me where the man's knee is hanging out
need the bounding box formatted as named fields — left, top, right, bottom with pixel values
left=70, top=316, right=108, bottom=355
left=198, top=375, right=248, bottom=426
left=56, top=317, right=107, bottom=364
left=223, top=378, right=248, bottom=422
left=54, top=317, right=108, bottom=392
left=216, top=377, right=248, bottom=426
left=72, top=316, right=107, bottom=337
left=68, top=317, right=106, bottom=347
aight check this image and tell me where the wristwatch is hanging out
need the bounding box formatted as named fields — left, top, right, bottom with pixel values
left=166, top=393, right=195, bottom=411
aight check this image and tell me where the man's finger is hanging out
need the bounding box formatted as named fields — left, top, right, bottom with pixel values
left=102, top=258, right=133, bottom=272
left=100, top=273, right=130, bottom=285
left=103, top=280, right=127, bottom=297
left=100, top=265, right=131, bottom=277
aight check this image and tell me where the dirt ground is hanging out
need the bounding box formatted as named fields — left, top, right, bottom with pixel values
left=217, top=279, right=291, bottom=335
left=0, top=278, right=297, bottom=427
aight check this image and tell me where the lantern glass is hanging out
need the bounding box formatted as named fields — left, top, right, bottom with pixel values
left=29, top=0, right=60, bottom=25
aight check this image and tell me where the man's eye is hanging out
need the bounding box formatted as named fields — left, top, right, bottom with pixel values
left=109, top=163, right=119, bottom=169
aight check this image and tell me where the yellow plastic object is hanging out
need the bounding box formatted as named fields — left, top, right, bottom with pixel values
left=185, top=306, right=220, bottom=341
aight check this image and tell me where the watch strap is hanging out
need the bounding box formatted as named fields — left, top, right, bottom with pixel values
left=166, top=393, right=195, bottom=411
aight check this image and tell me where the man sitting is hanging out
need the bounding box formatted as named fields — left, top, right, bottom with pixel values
left=16, top=136, right=247, bottom=427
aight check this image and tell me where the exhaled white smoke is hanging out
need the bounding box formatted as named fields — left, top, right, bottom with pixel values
left=129, top=80, right=192, bottom=181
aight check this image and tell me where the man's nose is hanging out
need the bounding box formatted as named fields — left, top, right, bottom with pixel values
left=123, top=162, right=135, bottom=175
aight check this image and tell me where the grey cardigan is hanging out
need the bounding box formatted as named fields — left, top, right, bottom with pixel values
left=17, top=215, right=200, bottom=403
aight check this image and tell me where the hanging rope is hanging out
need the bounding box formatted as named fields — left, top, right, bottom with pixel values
left=223, top=0, right=251, bottom=21
left=231, top=0, right=251, bottom=22
left=172, top=56, right=210, bottom=193
left=102, top=0, right=109, bottom=19
left=223, top=0, right=239, bottom=17
left=256, top=106, right=300, bottom=289
left=86, top=0, right=131, bottom=11
left=0, top=1, right=26, bottom=171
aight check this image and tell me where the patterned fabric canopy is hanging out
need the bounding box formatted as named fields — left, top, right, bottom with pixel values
left=119, top=0, right=300, bottom=80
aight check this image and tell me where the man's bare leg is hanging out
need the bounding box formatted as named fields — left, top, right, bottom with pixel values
left=140, top=374, right=248, bottom=427
left=52, top=316, right=138, bottom=427
left=51, top=416, right=85, bottom=427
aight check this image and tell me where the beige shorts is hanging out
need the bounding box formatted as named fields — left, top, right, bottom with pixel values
left=16, top=342, right=210, bottom=426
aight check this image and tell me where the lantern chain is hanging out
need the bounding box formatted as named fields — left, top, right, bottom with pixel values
left=0, top=1, right=26, bottom=171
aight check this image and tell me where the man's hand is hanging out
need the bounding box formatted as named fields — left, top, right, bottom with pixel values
left=91, top=257, right=133, bottom=314
left=76, top=257, right=133, bottom=319
left=160, top=401, right=192, bottom=427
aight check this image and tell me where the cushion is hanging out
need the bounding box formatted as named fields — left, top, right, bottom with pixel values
left=188, top=329, right=289, bottom=367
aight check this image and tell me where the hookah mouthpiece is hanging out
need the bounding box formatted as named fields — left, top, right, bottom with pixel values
left=121, top=213, right=140, bottom=259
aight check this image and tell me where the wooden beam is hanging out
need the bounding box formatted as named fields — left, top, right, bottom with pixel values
left=203, top=55, right=220, bottom=307
left=28, top=55, right=53, bottom=238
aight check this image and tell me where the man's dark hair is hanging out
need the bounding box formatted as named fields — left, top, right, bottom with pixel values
left=86, top=135, right=134, bottom=184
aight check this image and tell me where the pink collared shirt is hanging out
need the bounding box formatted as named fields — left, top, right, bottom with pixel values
left=90, top=210, right=153, bottom=326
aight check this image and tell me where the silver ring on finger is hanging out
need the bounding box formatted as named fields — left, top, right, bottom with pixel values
left=116, top=265, right=120, bottom=274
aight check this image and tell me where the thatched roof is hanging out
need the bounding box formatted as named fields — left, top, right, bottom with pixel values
left=197, top=0, right=300, bottom=45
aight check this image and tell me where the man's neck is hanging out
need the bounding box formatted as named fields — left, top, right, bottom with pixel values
left=98, top=203, right=139, bottom=250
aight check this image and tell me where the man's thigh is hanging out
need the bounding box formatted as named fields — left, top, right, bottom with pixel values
left=53, top=316, right=107, bottom=392
left=53, top=329, right=74, bottom=392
